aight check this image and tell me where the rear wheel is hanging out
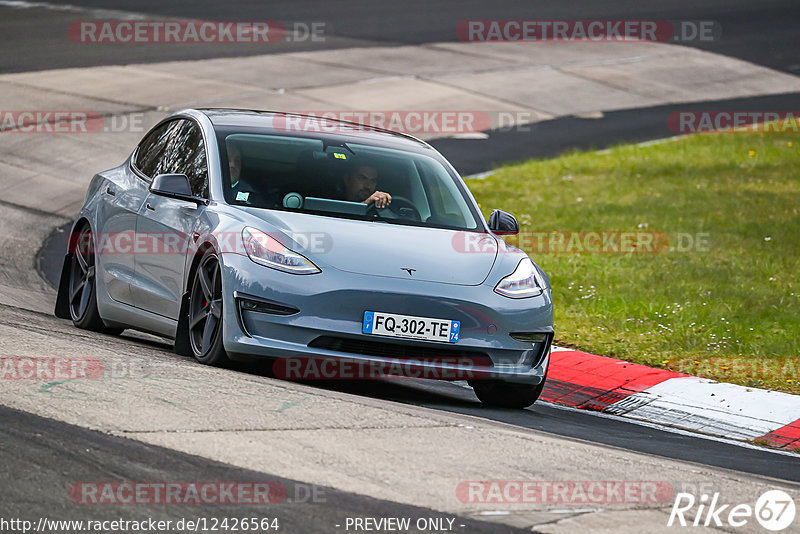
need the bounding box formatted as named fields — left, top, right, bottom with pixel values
left=470, top=379, right=545, bottom=409
left=67, top=224, right=122, bottom=334
left=188, top=250, right=228, bottom=366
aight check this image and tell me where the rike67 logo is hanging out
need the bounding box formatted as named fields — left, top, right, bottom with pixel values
left=668, top=489, right=795, bottom=531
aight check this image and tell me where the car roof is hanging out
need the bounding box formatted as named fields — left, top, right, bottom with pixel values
left=197, top=108, right=432, bottom=150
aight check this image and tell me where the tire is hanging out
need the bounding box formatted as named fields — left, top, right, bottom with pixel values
left=187, top=250, right=229, bottom=366
left=67, top=223, right=122, bottom=335
left=470, top=379, right=546, bottom=409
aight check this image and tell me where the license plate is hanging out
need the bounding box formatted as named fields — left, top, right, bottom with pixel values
left=363, top=311, right=460, bottom=343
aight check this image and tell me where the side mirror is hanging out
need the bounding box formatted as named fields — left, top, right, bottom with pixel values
left=149, top=174, right=207, bottom=205
left=488, top=209, right=519, bottom=235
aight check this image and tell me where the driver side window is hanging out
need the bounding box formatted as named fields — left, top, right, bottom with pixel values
left=134, top=119, right=208, bottom=198
left=161, top=120, right=208, bottom=199
left=134, top=120, right=179, bottom=180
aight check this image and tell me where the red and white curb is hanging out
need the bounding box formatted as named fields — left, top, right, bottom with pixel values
left=542, top=347, right=800, bottom=449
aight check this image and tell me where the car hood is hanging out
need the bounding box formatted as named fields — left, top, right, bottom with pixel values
left=243, top=209, right=498, bottom=285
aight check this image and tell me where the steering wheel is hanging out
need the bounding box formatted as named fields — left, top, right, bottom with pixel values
left=367, top=195, right=421, bottom=221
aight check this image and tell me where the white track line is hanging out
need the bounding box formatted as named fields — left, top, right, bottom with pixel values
left=0, top=0, right=150, bottom=20
left=539, top=400, right=800, bottom=458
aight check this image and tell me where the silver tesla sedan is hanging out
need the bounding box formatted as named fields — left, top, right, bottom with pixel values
left=54, top=109, right=553, bottom=408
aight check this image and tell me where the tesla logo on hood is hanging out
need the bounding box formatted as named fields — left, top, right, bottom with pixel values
left=401, top=268, right=416, bottom=276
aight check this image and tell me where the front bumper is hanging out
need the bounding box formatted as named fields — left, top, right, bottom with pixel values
left=219, top=253, right=553, bottom=385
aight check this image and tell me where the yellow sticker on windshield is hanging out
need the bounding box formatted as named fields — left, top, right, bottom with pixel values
left=333, top=153, right=347, bottom=159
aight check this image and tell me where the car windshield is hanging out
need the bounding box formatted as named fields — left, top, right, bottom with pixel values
left=219, top=132, right=480, bottom=231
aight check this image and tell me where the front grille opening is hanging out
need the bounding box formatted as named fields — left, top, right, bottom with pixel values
left=308, top=335, right=493, bottom=366
left=510, top=332, right=549, bottom=343
left=511, top=332, right=553, bottom=368
left=234, top=292, right=299, bottom=338
left=238, top=296, right=298, bottom=316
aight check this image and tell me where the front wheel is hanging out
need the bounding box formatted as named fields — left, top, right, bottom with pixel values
left=188, top=250, right=229, bottom=366
left=470, top=379, right=546, bottom=409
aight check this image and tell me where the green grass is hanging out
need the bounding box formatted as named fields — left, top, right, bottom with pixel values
left=466, top=127, right=800, bottom=393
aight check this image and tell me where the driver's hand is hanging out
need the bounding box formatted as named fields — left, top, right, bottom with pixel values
left=364, top=191, right=392, bottom=209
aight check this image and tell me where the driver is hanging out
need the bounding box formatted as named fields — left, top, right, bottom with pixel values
left=228, top=143, right=254, bottom=201
left=341, top=164, right=392, bottom=209
left=227, top=142, right=275, bottom=206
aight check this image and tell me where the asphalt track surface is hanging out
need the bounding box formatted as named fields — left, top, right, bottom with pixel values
left=0, top=404, right=530, bottom=534
left=432, top=91, right=800, bottom=175
left=30, top=231, right=800, bottom=485
left=4, top=0, right=800, bottom=530
left=1, top=0, right=799, bottom=74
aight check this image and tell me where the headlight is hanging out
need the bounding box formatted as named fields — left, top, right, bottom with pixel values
left=242, top=227, right=320, bottom=275
left=494, top=258, right=546, bottom=298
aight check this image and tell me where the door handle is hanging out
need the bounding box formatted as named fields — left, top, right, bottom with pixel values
left=146, top=203, right=155, bottom=211
left=106, top=187, right=116, bottom=196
